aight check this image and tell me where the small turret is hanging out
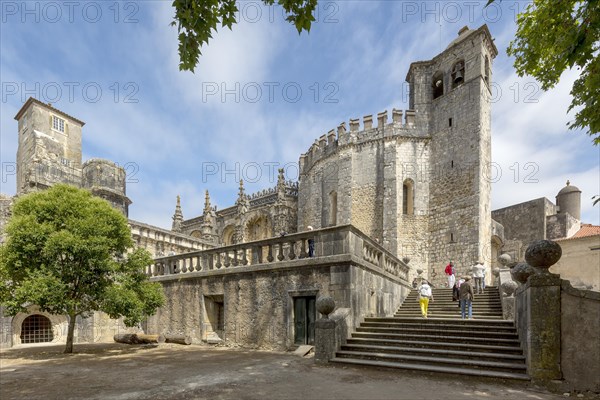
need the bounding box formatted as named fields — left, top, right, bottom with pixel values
left=556, top=180, right=582, bottom=220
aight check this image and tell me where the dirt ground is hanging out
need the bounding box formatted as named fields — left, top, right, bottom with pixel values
left=1, top=343, right=598, bottom=400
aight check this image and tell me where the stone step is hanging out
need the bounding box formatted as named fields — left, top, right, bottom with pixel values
left=345, top=337, right=524, bottom=354
left=351, top=331, right=521, bottom=346
left=399, top=304, right=503, bottom=310
left=340, top=343, right=526, bottom=362
left=360, top=321, right=517, bottom=332
left=332, top=285, right=527, bottom=380
left=405, top=296, right=500, bottom=301
left=355, top=326, right=518, bottom=339
left=394, top=312, right=503, bottom=318
left=364, top=317, right=515, bottom=326
left=335, top=350, right=526, bottom=373
left=330, top=357, right=530, bottom=380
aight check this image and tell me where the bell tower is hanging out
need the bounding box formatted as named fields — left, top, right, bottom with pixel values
left=407, top=25, right=498, bottom=278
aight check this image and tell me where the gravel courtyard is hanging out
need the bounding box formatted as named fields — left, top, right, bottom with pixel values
left=1, top=343, right=596, bottom=400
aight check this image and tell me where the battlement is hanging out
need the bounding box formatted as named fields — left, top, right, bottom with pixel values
left=299, top=109, right=428, bottom=175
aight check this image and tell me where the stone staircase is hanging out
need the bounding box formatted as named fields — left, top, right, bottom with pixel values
left=331, top=287, right=529, bottom=380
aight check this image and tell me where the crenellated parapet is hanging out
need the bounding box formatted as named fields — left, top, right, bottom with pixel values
left=299, top=109, right=426, bottom=175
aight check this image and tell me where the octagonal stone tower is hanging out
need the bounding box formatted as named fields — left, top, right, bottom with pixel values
left=297, top=25, right=497, bottom=282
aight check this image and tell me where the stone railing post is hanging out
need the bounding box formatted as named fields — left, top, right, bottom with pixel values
left=314, top=297, right=337, bottom=363
left=514, top=240, right=563, bottom=381
left=497, top=254, right=517, bottom=320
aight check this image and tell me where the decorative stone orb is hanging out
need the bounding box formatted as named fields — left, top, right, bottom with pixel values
left=316, top=296, right=336, bottom=318
left=402, top=256, right=410, bottom=264
left=510, top=262, right=537, bottom=284
left=498, top=253, right=512, bottom=267
left=501, top=280, right=518, bottom=297
left=492, top=267, right=500, bottom=277
left=525, top=240, right=562, bottom=270
left=416, top=268, right=423, bottom=275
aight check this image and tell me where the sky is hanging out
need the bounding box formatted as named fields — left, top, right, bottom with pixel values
left=1, top=0, right=599, bottom=229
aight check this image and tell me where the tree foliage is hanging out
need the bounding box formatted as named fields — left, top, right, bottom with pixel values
left=171, top=0, right=317, bottom=72
left=0, top=185, right=164, bottom=353
left=503, top=0, right=600, bottom=144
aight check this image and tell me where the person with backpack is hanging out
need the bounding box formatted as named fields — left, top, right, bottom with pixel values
left=459, top=276, right=475, bottom=319
left=417, top=280, right=434, bottom=318
left=444, top=261, right=456, bottom=288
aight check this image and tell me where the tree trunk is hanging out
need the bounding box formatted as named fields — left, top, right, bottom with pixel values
left=164, top=335, right=192, bottom=345
left=114, top=333, right=165, bottom=344
left=64, top=313, right=77, bottom=353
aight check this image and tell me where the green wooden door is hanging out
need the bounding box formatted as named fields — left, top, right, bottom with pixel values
left=294, top=296, right=316, bottom=345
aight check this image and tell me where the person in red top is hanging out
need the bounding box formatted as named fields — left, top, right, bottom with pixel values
left=445, top=261, right=456, bottom=288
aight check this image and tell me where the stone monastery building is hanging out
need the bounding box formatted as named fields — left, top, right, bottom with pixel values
left=0, top=25, right=594, bottom=349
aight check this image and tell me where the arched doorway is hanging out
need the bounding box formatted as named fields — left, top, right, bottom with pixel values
left=20, top=314, right=54, bottom=344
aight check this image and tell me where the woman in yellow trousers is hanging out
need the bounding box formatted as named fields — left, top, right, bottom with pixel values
left=418, top=280, right=434, bottom=318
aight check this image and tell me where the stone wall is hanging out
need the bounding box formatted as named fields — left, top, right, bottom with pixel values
left=147, top=261, right=409, bottom=350
left=514, top=270, right=600, bottom=391
left=146, top=225, right=411, bottom=350
left=560, top=281, right=600, bottom=392
left=492, top=198, right=555, bottom=246
left=552, top=235, right=600, bottom=292
left=546, top=213, right=580, bottom=241
left=0, top=195, right=13, bottom=243
left=0, top=306, right=141, bottom=349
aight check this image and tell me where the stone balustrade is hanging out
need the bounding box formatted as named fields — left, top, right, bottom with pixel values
left=146, top=225, right=410, bottom=284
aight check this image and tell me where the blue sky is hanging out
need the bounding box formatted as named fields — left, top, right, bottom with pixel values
left=1, top=1, right=599, bottom=228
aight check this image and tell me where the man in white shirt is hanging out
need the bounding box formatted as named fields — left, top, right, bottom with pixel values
left=472, top=261, right=485, bottom=294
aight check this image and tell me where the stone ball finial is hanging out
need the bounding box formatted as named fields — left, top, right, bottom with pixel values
left=498, top=253, right=512, bottom=267
left=492, top=267, right=500, bottom=277
left=525, top=240, right=562, bottom=270
left=416, top=268, right=423, bottom=275
left=501, top=280, right=518, bottom=297
left=510, top=262, right=537, bottom=284
left=316, top=296, right=336, bottom=318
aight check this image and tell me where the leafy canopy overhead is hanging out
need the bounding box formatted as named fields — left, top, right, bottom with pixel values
left=500, top=0, right=600, bottom=144
left=173, top=0, right=599, bottom=143
left=171, top=0, right=317, bottom=72
left=0, top=184, right=164, bottom=353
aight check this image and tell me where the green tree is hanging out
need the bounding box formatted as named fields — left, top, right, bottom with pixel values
left=0, top=184, right=164, bottom=353
left=171, top=0, right=317, bottom=71
left=498, top=0, right=599, bottom=144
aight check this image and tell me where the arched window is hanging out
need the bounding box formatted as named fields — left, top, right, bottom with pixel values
left=222, top=225, right=235, bottom=246
left=245, top=215, right=272, bottom=242
left=402, top=179, right=414, bottom=215
left=20, top=314, right=53, bottom=344
left=329, top=191, right=338, bottom=226
left=190, top=230, right=202, bottom=238
left=432, top=71, right=444, bottom=99
left=451, top=60, right=465, bottom=89
left=484, top=56, right=490, bottom=85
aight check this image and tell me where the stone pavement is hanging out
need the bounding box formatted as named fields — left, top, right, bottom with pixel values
left=0, top=343, right=596, bottom=400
